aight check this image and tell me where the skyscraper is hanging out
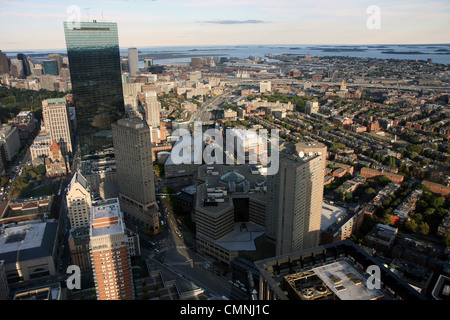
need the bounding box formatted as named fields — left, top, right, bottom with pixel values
left=63, top=21, right=125, bottom=158
left=112, top=117, right=159, bottom=231
left=48, top=53, right=63, bottom=74
left=89, top=198, right=134, bottom=300
left=42, top=59, right=59, bottom=76
left=127, top=47, right=138, bottom=76
left=42, top=98, right=73, bottom=155
left=66, top=171, right=92, bottom=229
left=266, top=142, right=327, bottom=256
left=143, top=91, right=161, bottom=129
left=17, top=53, right=31, bottom=78
left=0, top=51, right=10, bottom=75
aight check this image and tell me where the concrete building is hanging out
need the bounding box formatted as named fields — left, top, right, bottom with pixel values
left=112, top=118, right=159, bottom=231
left=260, top=81, right=271, bottom=93
left=143, top=91, right=161, bottom=129
left=194, top=164, right=267, bottom=266
left=0, top=221, right=60, bottom=283
left=306, top=101, right=319, bottom=114
left=66, top=172, right=92, bottom=229
left=89, top=198, right=134, bottom=300
left=41, top=98, right=73, bottom=155
left=0, top=196, right=53, bottom=226
left=68, top=226, right=91, bottom=273
left=266, top=142, right=327, bottom=256
left=0, top=124, right=21, bottom=162
left=255, top=240, right=426, bottom=300
left=13, top=282, right=61, bottom=300
left=79, top=156, right=117, bottom=194
left=128, top=48, right=139, bottom=76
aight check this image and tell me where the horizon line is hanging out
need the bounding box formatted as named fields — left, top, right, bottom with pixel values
left=3, top=42, right=450, bottom=53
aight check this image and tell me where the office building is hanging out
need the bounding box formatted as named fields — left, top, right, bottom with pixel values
left=112, top=117, right=159, bottom=231
left=48, top=54, right=63, bottom=73
left=66, top=172, right=92, bottom=229
left=0, top=221, right=59, bottom=283
left=266, top=142, right=327, bottom=256
left=128, top=47, right=138, bottom=76
left=17, top=53, right=31, bottom=78
left=89, top=198, right=134, bottom=300
left=306, top=101, right=319, bottom=114
left=63, top=21, right=125, bottom=158
left=42, top=98, right=73, bottom=155
left=194, top=164, right=267, bottom=266
left=0, top=51, right=10, bottom=75
left=255, top=240, right=426, bottom=300
left=0, top=124, right=21, bottom=162
left=143, top=91, right=161, bottom=129
left=42, top=59, right=59, bottom=76
left=260, top=81, right=271, bottom=93
left=68, top=226, right=91, bottom=273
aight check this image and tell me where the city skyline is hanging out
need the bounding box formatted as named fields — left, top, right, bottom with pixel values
left=1, top=0, right=450, bottom=51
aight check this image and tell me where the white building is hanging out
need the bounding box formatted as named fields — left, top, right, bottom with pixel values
left=66, top=172, right=92, bottom=229
left=144, top=91, right=161, bottom=128
left=128, top=48, right=139, bottom=76
left=0, top=125, right=21, bottom=161
left=42, top=98, right=73, bottom=154
left=260, top=81, right=271, bottom=93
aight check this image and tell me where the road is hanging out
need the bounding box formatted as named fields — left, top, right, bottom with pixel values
left=143, top=196, right=250, bottom=300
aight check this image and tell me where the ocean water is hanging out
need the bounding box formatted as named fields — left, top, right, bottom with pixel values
left=6, top=43, right=450, bottom=65
left=132, top=44, right=450, bottom=65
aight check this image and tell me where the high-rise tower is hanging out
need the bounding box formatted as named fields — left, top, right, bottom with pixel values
left=112, top=117, right=159, bottom=231
left=42, top=98, right=74, bottom=155
left=63, top=21, right=125, bottom=158
left=17, top=53, right=31, bottom=78
left=127, top=47, right=138, bottom=76
left=266, top=142, right=327, bottom=256
left=90, top=198, right=134, bottom=300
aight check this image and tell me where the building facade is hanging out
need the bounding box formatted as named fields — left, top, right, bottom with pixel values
left=127, top=47, right=138, bottom=76
left=63, top=21, right=125, bottom=158
left=112, top=117, right=159, bottom=231
left=42, top=98, right=73, bottom=155
left=66, top=172, right=92, bottom=229
left=89, top=198, right=134, bottom=300
left=266, top=142, right=327, bottom=256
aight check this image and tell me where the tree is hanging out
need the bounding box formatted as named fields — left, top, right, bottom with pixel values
left=430, top=196, right=445, bottom=209
left=419, top=222, right=430, bottom=236
left=405, top=219, right=418, bottom=233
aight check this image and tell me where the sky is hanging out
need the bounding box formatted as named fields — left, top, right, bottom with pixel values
left=0, top=0, right=449, bottom=50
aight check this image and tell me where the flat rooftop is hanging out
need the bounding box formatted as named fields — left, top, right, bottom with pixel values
left=0, top=221, right=58, bottom=263
left=0, top=222, right=47, bottom=254
left=320, top=203, right=348, bottom=231
left=311, top=259, right=385, bottom=300
left=204, top=222, right=265, bottom=252
left=90, top=198, right=124, bottom=237
left=195, top=163, right=267, bottom=214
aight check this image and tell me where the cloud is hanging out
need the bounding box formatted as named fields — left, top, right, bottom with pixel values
left=198, top=19, right=267, bottom=24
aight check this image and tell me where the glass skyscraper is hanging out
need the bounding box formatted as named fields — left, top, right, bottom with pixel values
left=42, top=60, right=59, bottom=76
left=63, top=21, right=125, bottom=158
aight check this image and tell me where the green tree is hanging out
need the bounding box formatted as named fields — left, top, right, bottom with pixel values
left=405, top=219, right=419, bottom=233
left=419, top=222, right=430, bottom=236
